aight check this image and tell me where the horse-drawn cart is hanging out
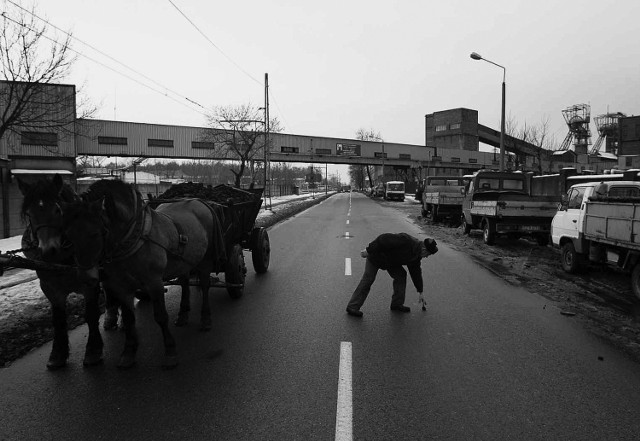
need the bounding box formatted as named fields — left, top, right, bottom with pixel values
left=151, top=183, right=271, bottom=298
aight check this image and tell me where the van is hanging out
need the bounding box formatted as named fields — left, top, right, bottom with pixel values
left=384, top=181, right=405, bottom=201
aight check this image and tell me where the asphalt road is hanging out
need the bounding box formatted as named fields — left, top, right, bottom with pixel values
left=1, top=192, right=640, bottom=440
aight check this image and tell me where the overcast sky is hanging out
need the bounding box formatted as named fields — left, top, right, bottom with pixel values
left=9, top=0, right=640, bottom=157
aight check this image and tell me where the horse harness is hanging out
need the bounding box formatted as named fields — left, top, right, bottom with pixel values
left=102, top=190, right=208, bottom=268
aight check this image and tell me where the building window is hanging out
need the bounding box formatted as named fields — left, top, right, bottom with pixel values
left=192, top=141, right=215, bottom=149
left=399, top=153, right=411, bottom=160
left=626, top=157, right=633, bottom=167
left=21, top=131, right=57, bottom=146
left=281, top=146, right=299, bottom=153
left=374, top=152, right=388, bottom=158
left=98, top=136, right=127, bottom=145
left=435, top=125, right=447, bottom=132
left=469, top=158, right=477, bottom=163
left=451, top=157, right=461, bottom=163
left=148, top=139, right=174, bottom=148
left=450, top=123, right=461, bottom=130
left=315, top=148, right=332, bottom=155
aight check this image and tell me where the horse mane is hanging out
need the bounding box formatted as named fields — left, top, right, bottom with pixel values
left=82, top=179, right=142, bottom=222
left=20, top=177, right=80, bottom=221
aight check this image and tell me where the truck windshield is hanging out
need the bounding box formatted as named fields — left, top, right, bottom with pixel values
left=503, top=179, right=524, bottom=191
left=477, top=178, right=500, bottom=190
left=387, top=183, right=404, bottom=191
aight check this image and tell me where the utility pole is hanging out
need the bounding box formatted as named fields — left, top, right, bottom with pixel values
left=264, top=73, right=271, bottom=208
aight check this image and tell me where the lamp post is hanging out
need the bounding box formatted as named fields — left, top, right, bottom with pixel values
left=470, top=52, right=506, bottom=172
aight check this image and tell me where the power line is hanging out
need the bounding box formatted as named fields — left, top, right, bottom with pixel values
left=5, top=0, right=208, bottom=114
left=167, top=0, right=263, bottom=87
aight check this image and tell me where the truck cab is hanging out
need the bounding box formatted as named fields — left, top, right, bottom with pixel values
left=461, top=170, right=557, bottom=245
left=384, top=181, right=405, bottom=201
left=551, top=181, right=640, bottom=252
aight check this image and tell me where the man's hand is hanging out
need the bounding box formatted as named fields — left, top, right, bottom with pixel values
left=360, top=249, right=368, bottom=258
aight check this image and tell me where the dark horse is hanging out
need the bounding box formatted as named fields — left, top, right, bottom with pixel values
left=61, top=179, right=225, bottom=368
left=18, top=174, right=104, bottom=369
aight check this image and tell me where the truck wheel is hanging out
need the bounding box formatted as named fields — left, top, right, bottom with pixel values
left=226, top=244, right=247, bottom=299
left=483, top=220, right=496, bottom=245
left=432, top=206, right=440, bottom=222
left=561, top=242, right=581, bottom=273
left=462, top=216, right=471, bottom=235
left=421, top=206, right=428, bottom=217
left=250, top=227, right=270, bottom=274
left=631, top=264, right=640, bottom=301
left=536, top=234, right=550, bottom=247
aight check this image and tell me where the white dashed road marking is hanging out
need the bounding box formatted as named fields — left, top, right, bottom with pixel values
left=345, top=258, right=351, bottom=276
left=335, top=342, right=353, bottom=441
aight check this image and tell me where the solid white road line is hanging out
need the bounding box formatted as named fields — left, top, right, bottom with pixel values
left=345, top=258, right=352, bottom=276
left=335, top=341, right=353, bottom=441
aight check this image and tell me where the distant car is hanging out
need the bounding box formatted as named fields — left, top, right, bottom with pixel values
left=384, top=181, right=405, bottom=201
left=374, top=183, right=385, bottom=197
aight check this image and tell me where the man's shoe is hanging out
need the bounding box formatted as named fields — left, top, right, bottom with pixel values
left=390, top=305, right=411, bottom=313
left=346, top=307, right=363, bottom=317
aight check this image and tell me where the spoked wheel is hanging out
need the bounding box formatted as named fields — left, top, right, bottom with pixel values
left=226, top=244, right=247, bottom=299
left=250, top=227, right=270, bottom=274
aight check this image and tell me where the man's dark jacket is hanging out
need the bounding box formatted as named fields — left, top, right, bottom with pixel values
left=365, top=233, right=424, bottom=292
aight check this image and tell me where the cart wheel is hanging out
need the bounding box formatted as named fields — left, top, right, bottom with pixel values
left=226, top=244, right=247, bottom=299
left=251, top=227, right=270, bottom=274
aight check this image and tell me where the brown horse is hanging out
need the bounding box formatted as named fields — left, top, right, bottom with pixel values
left=17, top=174, right=104, bottom=369
left=61, top=179, right=226, bottom=368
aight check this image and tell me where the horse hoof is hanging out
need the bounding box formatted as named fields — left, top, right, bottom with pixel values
left=46, top=358, right=67, bottom=370
left=83, top=353, right=104, bottom=367
left=162, top=356, right=179, bottom=369
left=117, top=356, right=136, bottom=369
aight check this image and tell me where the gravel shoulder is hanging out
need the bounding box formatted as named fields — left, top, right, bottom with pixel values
left=385, top=195, right=640, bottom=364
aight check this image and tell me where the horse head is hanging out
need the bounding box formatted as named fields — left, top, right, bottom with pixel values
left=18, top=174, right=78, bottom=262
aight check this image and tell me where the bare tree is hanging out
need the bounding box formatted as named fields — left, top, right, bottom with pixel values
left=203, top=104, right=282, bottom=188
left=507, top=115, right=556, bottom=174
left=349, top=128, right=383, bottom=189
left=0, top=3, right=96, bottom=153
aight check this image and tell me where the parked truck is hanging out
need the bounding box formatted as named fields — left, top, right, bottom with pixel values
left=551, top=180, right=640, bottom=300
left=461, top=170, right=558, bottom=246
left=384, top=181, right=405, bottom=201
left=421, top=176, right=466, bottom=222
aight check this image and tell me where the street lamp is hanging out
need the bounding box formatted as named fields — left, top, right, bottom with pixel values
left=470, top=52, right=506, bottom=172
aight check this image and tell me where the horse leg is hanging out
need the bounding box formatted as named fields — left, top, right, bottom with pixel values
left=83, top=282, right=104, bottom=366
left=174, top=275, right=190, bottom=327
left=46, top=296, right=69, bottom=370
left=198, top=271, right=212, bottom=332
left=40, top=277, right=69, bottom=370
left=117, top=296, right=139, bottom=369
left=103, top=287, right=120, bottom=331
left=150, top=282, right=178, bottom=369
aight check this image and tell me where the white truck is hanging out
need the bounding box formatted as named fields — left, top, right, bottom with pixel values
left=421, top=176, right=466, bottom=222
left=551, top=180, right=640, bottom=300
left=384, top=181, right=405, bottom=201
